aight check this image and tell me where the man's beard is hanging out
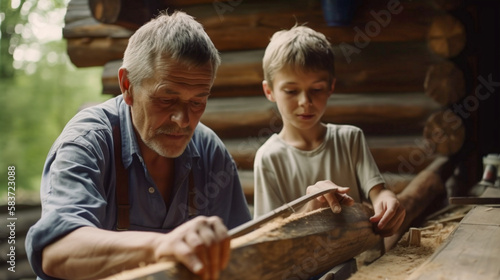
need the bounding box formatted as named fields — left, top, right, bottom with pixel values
left=143, top=126, right=192, bottom=158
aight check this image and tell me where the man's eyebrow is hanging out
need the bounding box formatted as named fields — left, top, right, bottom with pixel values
left=164, top=89, right=211, bottom=97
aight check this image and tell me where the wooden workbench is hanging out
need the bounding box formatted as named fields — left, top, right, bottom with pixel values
left=408, top=187, right=500, bottom=279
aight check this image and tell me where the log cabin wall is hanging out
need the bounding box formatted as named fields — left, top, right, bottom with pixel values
left=63, top=0, right=491, bottom=206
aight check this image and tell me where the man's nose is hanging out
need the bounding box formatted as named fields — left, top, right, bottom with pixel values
left=170, top=103, right=190, bottom=128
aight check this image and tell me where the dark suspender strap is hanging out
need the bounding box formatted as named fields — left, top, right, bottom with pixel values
left=113, top=125, right=130, bottom=231
left=188, top=168, right=198, bottom=218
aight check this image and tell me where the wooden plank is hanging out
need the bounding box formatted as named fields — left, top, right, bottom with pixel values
left=449, top=197, right=500, bottom=205
left=408, top=206, right=500, bottom=280
left=103, top=203, right=381, bottom=280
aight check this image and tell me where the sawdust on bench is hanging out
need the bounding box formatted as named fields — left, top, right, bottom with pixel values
left=350, top=207, right=469, bottom=280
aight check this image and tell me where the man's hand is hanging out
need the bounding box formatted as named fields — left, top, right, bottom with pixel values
left=368, top=184, right=406, bottom=237
left=154, top=216, right=230, bottom=280
left=305, top=180, right=355, bottom=213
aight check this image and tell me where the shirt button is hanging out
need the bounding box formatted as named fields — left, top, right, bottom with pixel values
left=148, top=187, right=155, bottom=194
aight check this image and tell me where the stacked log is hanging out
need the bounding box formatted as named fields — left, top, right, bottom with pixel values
left=63, top=0, right=474, bottom=242
left=62, top=0, right=470, bottom=204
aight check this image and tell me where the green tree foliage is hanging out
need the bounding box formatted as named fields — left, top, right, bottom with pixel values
left=0, top=0, right=111, bottom=202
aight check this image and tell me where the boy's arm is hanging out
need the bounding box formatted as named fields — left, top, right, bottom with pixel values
left=42, top=216, right=230, bottom=280
left=368, top=184, right=406, bottom=237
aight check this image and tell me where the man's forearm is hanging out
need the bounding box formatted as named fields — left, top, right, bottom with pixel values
left=42, top=226, right=161, bottom=279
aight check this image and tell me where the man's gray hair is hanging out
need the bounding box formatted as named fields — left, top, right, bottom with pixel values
left=122, top=11, right=221, bottom=87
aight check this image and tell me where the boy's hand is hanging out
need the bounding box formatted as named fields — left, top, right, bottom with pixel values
left=305, top=180, right=355, bottom=213
left=368, top=185, right=406, bottom=237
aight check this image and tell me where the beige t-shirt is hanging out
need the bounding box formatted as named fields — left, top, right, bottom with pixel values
left=253, top=124, right=384, bottom=217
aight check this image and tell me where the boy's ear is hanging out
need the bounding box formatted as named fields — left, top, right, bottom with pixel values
left=262, top=80, right=276, bottom=102
left=119, top=68, right=133, bottom=105
left=330, top=78, right=337, bottom=94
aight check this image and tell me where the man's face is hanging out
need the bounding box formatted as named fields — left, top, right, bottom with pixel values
left=127, top=61, right=213, bottom=158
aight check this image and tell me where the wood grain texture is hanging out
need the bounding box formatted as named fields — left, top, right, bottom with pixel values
left=64, top=0, right=133, bottom=38
left=427, top=13, right=466, bottom=58
left=198, top=92, right=439, bottom=139
left=72, top=0, right=463, bottom=50
left=104, top=204, right=380, bottom=280
left=101, top=41, right=443, bottom=95
left=424, top=61, right=466, bottom=106
left=423, top=109, right=465, bottom=156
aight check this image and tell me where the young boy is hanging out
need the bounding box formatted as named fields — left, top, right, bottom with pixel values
left=253, top=25, right=405, bottom=237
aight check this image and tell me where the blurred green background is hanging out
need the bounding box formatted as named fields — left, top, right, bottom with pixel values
left=0, top=0, right=111, bottom=203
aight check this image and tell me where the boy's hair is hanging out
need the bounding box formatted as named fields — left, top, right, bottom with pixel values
left=122, top=11, right=221, bottom=88
left=262, top=25, right=335, bottom=88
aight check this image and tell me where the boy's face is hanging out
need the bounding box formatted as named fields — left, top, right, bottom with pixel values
left=263, top=67, right=335, bottom=132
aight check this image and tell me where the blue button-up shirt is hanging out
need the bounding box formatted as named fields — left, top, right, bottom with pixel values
left=26, top=96, right=251, bottom=279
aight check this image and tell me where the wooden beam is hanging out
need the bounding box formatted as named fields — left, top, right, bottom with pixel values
left=71, top=0, right=463, bottom=51
left=64, top=0, right=133, bottom=38
left=199, top=93, right=439, bottom=139
left=101, top=41, right=444, bottom=95
left=88, top=0, right=167, bottom=29
left=103, top=203, right=381, bottom=280
left=67, top=38, right=128, bottom=68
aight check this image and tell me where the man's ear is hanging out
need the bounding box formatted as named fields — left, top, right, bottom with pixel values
left=119, top=68, right=133, bottom=105
left=262, top=80, right=276, bottom=102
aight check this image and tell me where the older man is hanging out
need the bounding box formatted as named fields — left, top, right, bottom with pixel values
left=26, top=11, right=251, bottom=280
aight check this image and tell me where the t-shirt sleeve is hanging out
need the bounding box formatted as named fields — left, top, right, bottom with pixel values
left=351, top=128, right=386, bottom=200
